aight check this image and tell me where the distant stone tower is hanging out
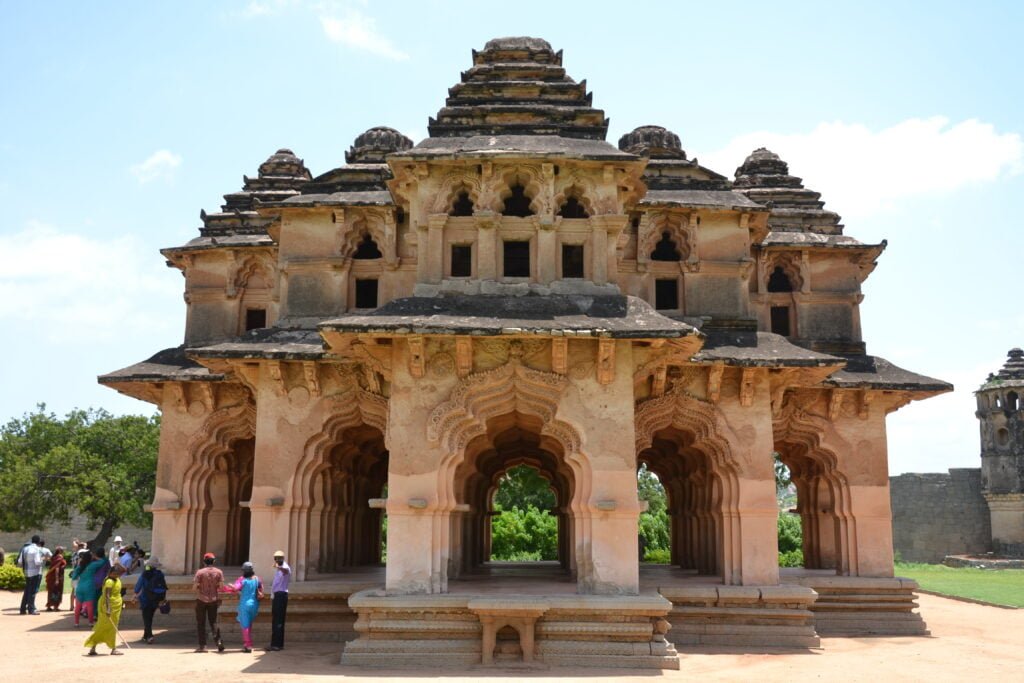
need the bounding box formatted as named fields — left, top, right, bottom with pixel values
left=977, top=348, right=1024, bottom=555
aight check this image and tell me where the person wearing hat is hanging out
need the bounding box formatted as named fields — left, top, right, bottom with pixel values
left=267, top=550, right=291, bottom=651
left=131, top=556, right=168, bottom=644
left=192, top=552, right=225, bottom=653
left=108, top=536, right=124, bottom=567
left=221, top=561, right=264, bottom=653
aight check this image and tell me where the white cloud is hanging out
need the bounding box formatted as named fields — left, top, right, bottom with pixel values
left=129, top=149, right=182, bottom=184
left=699, top=118, right=1023, bottom=219
left=319, top=9, right=408, bottom=61
left=0, top=221, right=180, bottom=342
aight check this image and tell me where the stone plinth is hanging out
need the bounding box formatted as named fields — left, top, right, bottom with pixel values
left=341, top=590, right=679, bottom=669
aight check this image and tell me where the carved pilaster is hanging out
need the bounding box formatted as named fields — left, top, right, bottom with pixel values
left=551, top=338, right=568, bottom=375
left=303, top=361, right=321, bottom=398
left=456, top=337, right=473, bottom=377
left=597, top=338, right=615, bottom=385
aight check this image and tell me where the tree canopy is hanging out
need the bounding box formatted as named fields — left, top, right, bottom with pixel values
left=0, top=405, right=159, bottom=549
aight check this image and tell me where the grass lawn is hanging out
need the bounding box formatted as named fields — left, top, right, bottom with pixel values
left=896, top=562, right=1024, bottom=608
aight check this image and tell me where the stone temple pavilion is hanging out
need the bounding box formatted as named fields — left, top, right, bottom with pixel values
left=101, top=37, right=951, bottom=668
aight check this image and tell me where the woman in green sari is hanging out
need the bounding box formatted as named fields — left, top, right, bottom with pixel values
left=84, top=562, right=126, bottom=656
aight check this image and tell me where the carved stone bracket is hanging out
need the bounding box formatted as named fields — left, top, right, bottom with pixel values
left=408, top=336, right=425, bottom=379
left=739, top=368, right=756, bottom=407
left=267, top=361, right=286, bottom=396
left=707, top=364, right=724, bottom=403
left=303, top=361, right=321, bottom=398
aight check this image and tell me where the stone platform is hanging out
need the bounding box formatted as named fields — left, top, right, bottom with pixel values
left=118, top=564, right=930, bottom=664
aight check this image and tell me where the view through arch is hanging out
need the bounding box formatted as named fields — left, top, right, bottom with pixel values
left=489, top=464, right=558, bottom=562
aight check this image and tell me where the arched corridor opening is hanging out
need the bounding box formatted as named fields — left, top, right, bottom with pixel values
left=452, top=412, right=576, bottom=579
left=293, top=423, right=388, bottom=577
left=775, top=441, right=852, bottom=573
left=202, top=437, right=254, bottom=567
left=639, top=426, right=728, bottom=579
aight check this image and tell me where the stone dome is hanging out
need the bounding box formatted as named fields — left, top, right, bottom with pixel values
left=257, top=148, right=309, bottom=178
left=346, top=126, right=414, bottom=164
left=482, top=36, right=553, bottom=53
left=734, top=147, right=789, bottom=178
left=617, top=125, right=687, bottom=159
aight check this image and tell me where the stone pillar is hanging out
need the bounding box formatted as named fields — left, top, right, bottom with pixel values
left=537, top=218, right=557, bottom=284
left=426, top=214, right=446, bottom=283
left=475, top=211, right=497, bottom=280
left=589, top=221, right=608, bottom=285
left=830, top=404, right=896, bottom=577
left=557, top=339, right=641, bottom=594
left=716, top=368, right=780, bottom=586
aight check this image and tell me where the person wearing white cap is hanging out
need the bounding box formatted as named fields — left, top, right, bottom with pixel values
left=108, top=536, right=124, bottom=567
left=267, top=550, right=291, bottom=651
left=131, top=556, right=167, bottom=644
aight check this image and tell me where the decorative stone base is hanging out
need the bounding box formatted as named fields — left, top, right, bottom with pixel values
left=659, top=584, right=821, bottom=649
left=786, top=576, right=930, bottom=636
left=341, top=590, right=679, bottom=669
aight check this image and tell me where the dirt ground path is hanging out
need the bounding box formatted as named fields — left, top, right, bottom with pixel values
left=2, top=590, right=1021, bottom=681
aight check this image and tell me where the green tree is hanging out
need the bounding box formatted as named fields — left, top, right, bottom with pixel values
left=637, top=464, right=669, bottom=556
left=0, top=405, right=159, bottom=549
left=493, top=465, right=556, bottom=511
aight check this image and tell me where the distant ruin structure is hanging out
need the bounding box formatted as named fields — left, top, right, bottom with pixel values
left=101, top=37, right=950, bottom=667
left=891, top=348, right=1024, bottom=563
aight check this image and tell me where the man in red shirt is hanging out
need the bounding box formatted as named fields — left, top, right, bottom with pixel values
left=192, top=552, right=224, bottom=653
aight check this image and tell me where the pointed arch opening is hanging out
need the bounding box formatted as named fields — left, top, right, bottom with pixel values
left=651, top=232, right=682, bottom=262
left=502, top=184, right=534, bottom=217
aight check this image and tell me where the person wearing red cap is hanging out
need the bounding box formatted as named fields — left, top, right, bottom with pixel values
left=192, top=552, right=224, bottom=653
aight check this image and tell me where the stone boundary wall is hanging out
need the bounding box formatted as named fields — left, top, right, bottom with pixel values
left=0, top=513, right=151, bottom=558
left=890, top=468, right=990, bottom=563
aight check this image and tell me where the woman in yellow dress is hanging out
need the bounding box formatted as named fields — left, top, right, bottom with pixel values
left=85, top=562, right=126, bottom=656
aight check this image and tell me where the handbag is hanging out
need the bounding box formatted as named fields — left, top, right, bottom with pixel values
left=158, top=601, right=171, bottom=615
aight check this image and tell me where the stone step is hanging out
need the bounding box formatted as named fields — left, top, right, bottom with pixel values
left=672, top=623, right=815, bottom=637
left=673, top=632, right=821, bottom=648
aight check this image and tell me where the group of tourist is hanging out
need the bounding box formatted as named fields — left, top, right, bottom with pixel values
left=13, top=533, right=292, bottom=656
left=190, top=550, right=291, bottom=654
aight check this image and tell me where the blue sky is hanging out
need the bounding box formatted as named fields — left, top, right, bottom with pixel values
left=1, top=1, right=1022, bottom=474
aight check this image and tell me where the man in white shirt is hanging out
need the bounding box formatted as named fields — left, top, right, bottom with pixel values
left=109, top=536, right=124, bottom=566
left=18, top=535, right=45, bottom=615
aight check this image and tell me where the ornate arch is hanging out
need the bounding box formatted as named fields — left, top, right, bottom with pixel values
left=634, top=385, right=736, bottom=475
left=634, top=385, right=749, bottom=583
left=228, top=252, right=275, bottom=298
left=286, top=388, right=389, bottom=578
left=772, top=398, right=857, bottom=573
left=180, top=400, right=256, bottom=570
left=338, top=215, right=387, bottom=261
left=429, top=359, right=586, bottom=511
left=763, top=252, right=803, bottom=292
left=638, top=211, right=692, bottom=263
left=431, top=171, right=485, bottom=215
left=495, top=165, right=547, bottom=216
left=553, top=174, right=599, bottom=217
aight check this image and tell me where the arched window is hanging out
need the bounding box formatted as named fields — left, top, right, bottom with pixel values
left=557, top=196, right=589, bottom=219
left=451, top=191, right=474, bottom=217
left=353, top=234, right=383, bottom=260
left=1007, top=391, right=1019, bottom=411
left=767, top=266, right=794, bottom=292
left=650, top=232, right=681, bottom=261
left=502, top=184, right=533, bottom=217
